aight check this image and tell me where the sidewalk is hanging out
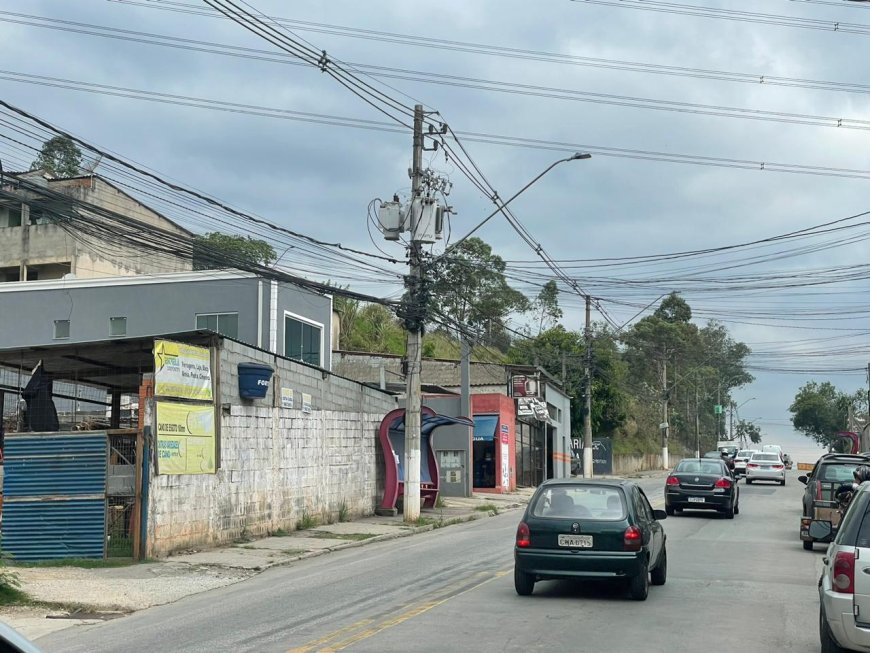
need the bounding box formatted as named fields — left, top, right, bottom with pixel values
left=0, top=488, right=535, bottom=641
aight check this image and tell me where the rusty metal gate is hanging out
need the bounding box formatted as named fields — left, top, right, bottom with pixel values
left=3, top=432, right=108, bottom=560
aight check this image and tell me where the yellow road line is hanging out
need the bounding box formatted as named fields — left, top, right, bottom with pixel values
left=287, top=569, right=510, bottom=653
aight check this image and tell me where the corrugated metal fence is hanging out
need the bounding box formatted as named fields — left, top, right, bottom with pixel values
left=3, top=432, right=108, bottom=560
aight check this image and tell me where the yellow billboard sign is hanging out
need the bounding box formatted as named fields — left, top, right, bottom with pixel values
left=154, top=340, right=213, bottom=401
left=156, top=401, right=216, bottom=474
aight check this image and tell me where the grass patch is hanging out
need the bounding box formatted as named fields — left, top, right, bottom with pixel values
left=0, top=585, right=28, bottom=606
left=410, top=516, right=438, bottom=527
left=435, top=496, right=446, bottom=509
left=296, top=512, right=318, bottom=531
left=12, top=558, right=138, bottom=569
left=338, top=502, right=350, bottom=523
left=475, top=503, right=500, bottom=515
left=281, top=549, right=307, bottom=556
left=271, top=528, right=290, bottom=537
left=307, top=531, right=376, bottom=541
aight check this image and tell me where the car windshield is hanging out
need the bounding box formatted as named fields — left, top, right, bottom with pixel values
left=819, top=463, right=860, bottom=482
left=752, top=454, right=779, bottom=462
left=531, top=485, right=626, bottom=520
left=675, top=460, right=724, bottom=475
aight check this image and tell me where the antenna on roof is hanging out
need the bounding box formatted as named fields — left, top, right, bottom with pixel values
left=82, top=154, right=103, bottom=174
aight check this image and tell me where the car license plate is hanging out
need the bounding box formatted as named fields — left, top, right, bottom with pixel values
left=558, top=534, right=593, bottom=548
left=688, top=497, right=705, bottom=503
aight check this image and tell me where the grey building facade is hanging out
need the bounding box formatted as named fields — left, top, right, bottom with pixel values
left=0, top=271, right=333, bottom=369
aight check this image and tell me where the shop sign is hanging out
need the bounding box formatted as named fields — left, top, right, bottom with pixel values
left=154, top=340, right=213, bottom=401
left=156, top=401, right=216, bottom=474
left=302, top=393, right=313, bottom=414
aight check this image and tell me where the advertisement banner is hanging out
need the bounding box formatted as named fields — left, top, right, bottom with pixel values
left=571, top=436, right=613, bottom=476
left=281, top=387, right=295, bottom=409
left=156, top=401, right=216, bottom=474
left=154, top=340, right=213, bottom=401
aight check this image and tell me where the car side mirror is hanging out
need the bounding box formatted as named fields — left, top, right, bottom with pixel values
left=653, top=509, right=667, bottom=520
left=798, top=475, right=808, bottom=485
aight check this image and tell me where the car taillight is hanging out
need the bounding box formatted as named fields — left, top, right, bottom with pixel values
left=714, top=478, right=732, bottom=489
left=516, top=522, right=531, bottom=548
left=747, top=464, right=759, bottom=469
left=666, top=476, right=680, bottom=486
left=833, top=550, right=856, bottom=594
left=624, top=525, right=642, bottom=551
left=772, top=465, right=784, bottom=470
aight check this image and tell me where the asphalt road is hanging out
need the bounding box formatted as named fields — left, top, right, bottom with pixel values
left=41, top=472, right=823, bottom=653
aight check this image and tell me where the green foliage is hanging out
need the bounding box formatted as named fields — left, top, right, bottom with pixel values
left=338, top=303, right=405, bottom=354
left=193, top=232, right=276, bottom=270
left=338, top=502, right=350, bottom=522
left=789, top=382, right=865, bottom=446
left=429, top=237, right=529, bottom=349
left=30, top=136, right=82, bottom=178
left=0, top=538, right=21, bottom=600
left=734, top=419, right=762, bottom=445
left=296, top=512, right=318, bottom=530
left=531, top=280, right=562, bottom=335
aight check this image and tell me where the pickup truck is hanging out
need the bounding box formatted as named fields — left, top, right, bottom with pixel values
left=799, top=453, right=870, bottom=551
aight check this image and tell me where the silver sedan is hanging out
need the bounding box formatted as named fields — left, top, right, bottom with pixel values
left=745, top=452, right=786, bottom=485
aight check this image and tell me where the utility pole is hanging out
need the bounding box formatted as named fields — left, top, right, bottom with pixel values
left=694, top=383, right=700, bottom=458
left=729, top=401, right=734, bottom=441
left=583, top=294, right=594, bottom=478
left=661, top=355, right=669, bottom=469
left=403, top=104, right=424, bottom=522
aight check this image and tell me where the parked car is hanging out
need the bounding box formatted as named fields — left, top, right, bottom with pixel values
left=816, top=481, right=870, bottom=652
left=745, top=452, right=786, bottom=485
left=733, top=449, right=760, bottom=477
left=799, top=453, right=870, bottom=551
left=514, top=479, right=667, bottom=601
left=665, top=458, right=740, bottom=518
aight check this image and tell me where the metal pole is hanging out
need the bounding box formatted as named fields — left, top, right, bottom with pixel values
left=695, top=384, right=700, bottom=458
left=403, top=104, right=424, bottom=522
left=662, top=355, right=669, bottom=469
left=460, top=333, right=472, bottom=497
left=582, top=294, right=594, bottom=478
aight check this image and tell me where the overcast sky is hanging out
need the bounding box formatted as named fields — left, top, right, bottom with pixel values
left=1, top=0, right=868, bottom=460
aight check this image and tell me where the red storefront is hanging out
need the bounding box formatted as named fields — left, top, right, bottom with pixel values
left=471, top=394, right=516, bottom=493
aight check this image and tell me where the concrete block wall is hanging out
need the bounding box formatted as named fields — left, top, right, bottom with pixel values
left=147, top=339, right=397, bottom=557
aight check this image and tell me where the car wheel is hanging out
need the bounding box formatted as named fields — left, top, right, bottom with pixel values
left=514, top=566, right=535, bottom=596
left=629, top=558, right=650, bottom=601
left=746, top=479, right=753, bottom=484
left=803, top=540, right=814, bottom=551
left=665, top=504, right=675, bottom=516
left=734, top=500, right=740, bottom=515
left=725, top=503, right=735, bottom=519
left=651, top=547, right=667, bottom=586
left=781, top=479, right=786, bottom=486
left=820, top=605, right=848, bottom=653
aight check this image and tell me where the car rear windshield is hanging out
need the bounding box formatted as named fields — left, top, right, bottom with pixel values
left=675, top=460, right=724, bottom=474
left=531, top=485, right=626, bottom=520
left=818, top=463, right=860, bottom=483
left=737, top=451, right=756, bottom=458
left=752, top=454, right=780, bottom=462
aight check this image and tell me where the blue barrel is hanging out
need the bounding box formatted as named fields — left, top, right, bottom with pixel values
left=238, top=362, right=274, bottom=399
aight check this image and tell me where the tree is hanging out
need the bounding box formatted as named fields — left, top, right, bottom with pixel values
left=30, top=136, right=83, bottom=178
left=429, top=237, right=529, bottom=350
left=531, top=280, right=562, bottom=335
left=734, top=419, right=762, bottom=445
left=790, top=382, right=865, bottom=447
left=193, top=232, right=276, bottom=270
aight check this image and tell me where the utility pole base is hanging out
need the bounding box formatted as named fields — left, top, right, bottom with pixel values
left=375, top=507, right=398, bottom=517
left=661, top=447, right=669, bottom=470
left=583, top=447, right=594, bottom=478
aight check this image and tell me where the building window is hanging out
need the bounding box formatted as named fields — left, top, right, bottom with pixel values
left=54, top=319, right=70, bottom=340
left=0, top=205, right=22, bottom=228
left=196, top=312, right=239, bottom=338
left=284, top=314, right=322, bottom=366
left=110, top=316, right=127, bottom=337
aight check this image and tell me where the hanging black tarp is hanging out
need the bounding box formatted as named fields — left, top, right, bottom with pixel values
left=22, top=360, right=59, bottom=432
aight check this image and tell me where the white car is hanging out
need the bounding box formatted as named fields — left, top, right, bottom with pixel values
left=745, top=452, right=785, bottom=485
left=733, top=449, right=759, bottom=476
left=818, top=482, right=870, bottom=652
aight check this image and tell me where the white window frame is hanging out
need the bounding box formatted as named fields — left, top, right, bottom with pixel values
left=195, top=312, right=240, bottom=339
left=283, top=310, right=324, bottom=368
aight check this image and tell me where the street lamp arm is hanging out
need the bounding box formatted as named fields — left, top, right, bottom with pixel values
left=437, top=152, right=591, bottom=258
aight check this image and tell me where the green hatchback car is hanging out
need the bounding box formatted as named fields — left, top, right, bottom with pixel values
left=514, top=479, right=668, bottom=601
